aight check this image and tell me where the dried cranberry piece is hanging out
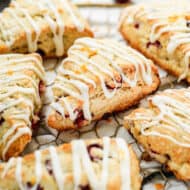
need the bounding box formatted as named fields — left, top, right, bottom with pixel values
left=146, top=40, right=162, bottom=48
left=134, top=23, right=140, bottom=29
left=36, top=49, right=45, bottom=56
left=26, top=183, right=44, bottom=190
left=26, top=182, right=33, bottom=188
left=187, top=21, right=190, bottom=27
left=45, top=159, right=53, bottom=176
left=87, top=144, right=103, bottom=162
left=115, top=0, right=130, bottom=3
left=39, top=81, right=46, bottom=95
left=0, top=117, right=5, bottom=125
left=79, top=184, right=90, bottom=190
left=37, top=185, right=44, bottom=190
left=74, top=109, right=85, bottom=127
left=106, top=75, right=123, bottom=90
left=105, top=82, right=115, bottom=90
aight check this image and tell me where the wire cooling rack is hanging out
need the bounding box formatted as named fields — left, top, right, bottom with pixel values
left=0, top=2, right=186, bottom=189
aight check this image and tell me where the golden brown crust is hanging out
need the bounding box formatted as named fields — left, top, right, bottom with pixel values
left=119, top=2, right=190, bottom=83
left=4, top=132, right=31, bottom=161
left=0, top=138, right=141, bottom=190
left=47, top=38, right=160, bottom=130
left=124, top=88, right=190, bottom=180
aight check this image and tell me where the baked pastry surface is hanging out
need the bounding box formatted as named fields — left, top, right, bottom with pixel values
left=124, top=88, right=190, bottom=180
left=119, top=0, right=190, bottom=83
left=0, top=53, right=45, bottom=160
left=47, top=37, right=160, bottom=130
left=0, top=0, right=93, bottom=57
left=0, top=137, right=141, bottom=190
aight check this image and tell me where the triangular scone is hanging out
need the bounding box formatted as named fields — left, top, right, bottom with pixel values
left=124, top=88, right=190, bottom=180
left=47, top=37, right=160, bottom=130
left=0, top=53, right=45, bottom=160
left=0, top=0, right=93, bottom=57
left=0, top=137, right=141, bottom=190
left=119, top=0, right=190, bottom=83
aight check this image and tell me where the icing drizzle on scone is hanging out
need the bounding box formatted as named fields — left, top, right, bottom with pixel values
left=1, top=138, right=132, bottom=190
left=51, top=38, right=154, bottom=123
left=122, top=0, right=190, bottom=81
left=2, top=0, right=84, bottom=56
left=126, top=88, right=190, bottom=147
left=0, top=54, right=45, bottom=159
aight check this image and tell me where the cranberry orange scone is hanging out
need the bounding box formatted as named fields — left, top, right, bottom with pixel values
left=0, top=137, right=141, bottom=190
left=0, top=0, right=93, bottom=57
left=124, top=88, right=190, bottom=180
left=119, top=0, right=190, bottom=83
left=0, top=54, right=45, bottom=161
left=47, top=37, right=160, bottom=130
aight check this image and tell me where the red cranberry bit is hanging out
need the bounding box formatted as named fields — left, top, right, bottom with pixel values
left=134, top=23, right=140, bottom=29
left=105, top=82, right=116, bottom=90
left=26, top=182, right=33, bottom=189
left=87, top=144, right=103, bottom=162
left=146, top=40, right=162, bottom=48
left=74, top=109, right=86, bottom=127
left=26, top=182, right=44, bottom=190
left=45, top=159, right=53, bottom=176
left=39, top=81, right=46, bottom=95
left=37, top=185, right=44, bottom=190
left=187, top=21, right=190, bottom=27
left=115, top=0, right=130, bottom=3
left=79, top=184, right=90, bottom=190
left=0, top=117, right=5, bottom=125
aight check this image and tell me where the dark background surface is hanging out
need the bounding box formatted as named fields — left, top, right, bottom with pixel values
left=0, top=0, right=10, bottom=11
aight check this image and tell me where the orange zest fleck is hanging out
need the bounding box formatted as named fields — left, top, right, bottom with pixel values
left=155, top=183, right=164, bottom=190
left=81, top=64, right=87, bottom=72
left=7, top=70, right=13, bottom=75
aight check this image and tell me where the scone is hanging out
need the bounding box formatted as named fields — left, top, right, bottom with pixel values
left=47, top=37, right=160, bottom=130
left=0, top=53, right=45, bottom=161
left=0, top=137, right=141, bottom=190
left=124, top=88, right=190, bottom=180
left=119, top=0, right=190, bottom=83
left=0, top=0, right=93, bottom=57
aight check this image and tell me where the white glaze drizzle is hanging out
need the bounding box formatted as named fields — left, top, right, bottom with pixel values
left=1, top=138, right=131, bottom=190
left=31, top=150, right=43, bottom=190
left=38, top=0, right=65, bottom=56
left=6, top=2, right=38, bottom=52
left=1, top=157, right=16, bottom=178
left=15, top=157, right=25, bottom=190
left=51, top=38, right=153, bottom=123
left=115, top=138, right=131, bottom=190
left=126, top=88, right=190, bottom=147
left=49, top=146, right=64, bottom=190
left=60, top=0, right=84, bottom=32
left=0, top=54, right=44, bottom=160
left=126, top=2, right=190, bottom=80
left=51, top=102, right=65, bottom=118
left=4, top=0, right=84, bottom=55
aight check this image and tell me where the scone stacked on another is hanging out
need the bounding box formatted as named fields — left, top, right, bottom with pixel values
left=0, top=53, right=45, bottom=161
left=0, top=137, right=141, bottom=190
left=124, top=88, right=190, bottom=180
left=119, top=0, right=190, bottom=83
left=47, top=37, right=160, bottom=130
left=0, top=0, right=93, bottom=57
